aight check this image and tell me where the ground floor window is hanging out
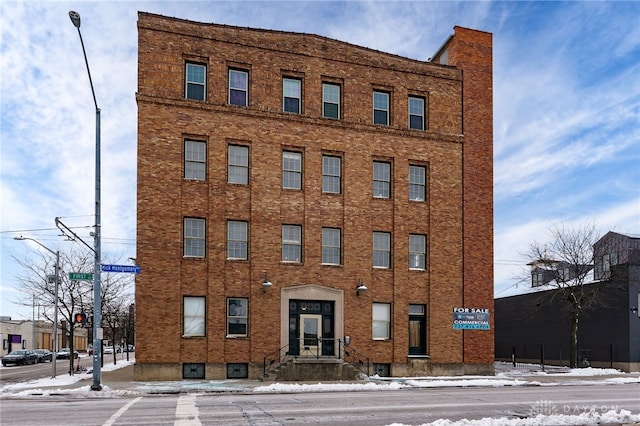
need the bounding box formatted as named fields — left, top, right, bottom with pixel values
left=227, top=298, right=248, bottom=337
left=372, top=302, right=391, bottom=339
left=183, top=296, right=205, bottom=337
left=183, top=363, right=205, bottom=379
left=373, top=363, right=390, bottom=376
left=226, top=363, right=248, bottom=378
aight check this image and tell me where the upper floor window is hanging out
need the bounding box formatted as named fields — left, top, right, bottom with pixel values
left=227, top=298, right=248, bottom=337
left=228, top=145, right=249, bottom=185
left=602, top=252, right=618, bottom=272
left=373, top=91, right=390, bottom=125
left=283, top=78, right=301, bottom=113
left=227, top=220, right=248, bottom=260
left=373, top=161, right=391, bottom=198
left=185, top=63, right=206, bottom=101
left=409, top=234, right=426, bottom=270
left=185, top=140, right=206, bottom=180
left=322, top=227, right=341, bottom=265
left=409, top=96, right=425, bottom=130
left=183, top=296, right=206, bottom=337
left=409, top=165, right=426, bottom=201
left=322, top=83, right=340, bottom=119
left=283, top=151, right=302, bottom=190
left=373, top=231, right=391, bottom=268
left=184, top=218, right=205, bottom=258
left=282, top=224, right=302, bottom=263
left=229, top=69, right=248, bottom=106
left=322, top=155, right=342, bottom=194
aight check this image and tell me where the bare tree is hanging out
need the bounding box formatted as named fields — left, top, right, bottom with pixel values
left=102, top=288, right=133, bottom=365
left=525, top=222, right=599, bottom=368
left=12, top=245, right=133, bottom=374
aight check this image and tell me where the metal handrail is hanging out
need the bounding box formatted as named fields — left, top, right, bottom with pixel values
left=262, top=343, right=293, bottom=378
left=340, top=341, right=370, bottom=376
left=262, top=338, right=371, bottom=379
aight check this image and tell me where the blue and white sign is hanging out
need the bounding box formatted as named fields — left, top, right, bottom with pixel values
left=101, top=264, right=141, bottom=274
left=452, top=307, right=491, bottom=330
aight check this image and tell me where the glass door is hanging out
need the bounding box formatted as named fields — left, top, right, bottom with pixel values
left=299, top=314, right=322, bottom=356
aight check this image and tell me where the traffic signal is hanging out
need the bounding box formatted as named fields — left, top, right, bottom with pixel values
left=74, top=312, right=87, bottom=324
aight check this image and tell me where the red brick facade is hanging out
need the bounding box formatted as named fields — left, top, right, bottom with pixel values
left=134, top=12, right=493, bottom=380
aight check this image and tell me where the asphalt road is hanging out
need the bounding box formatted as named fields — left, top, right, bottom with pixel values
left=1, top=383, right=639, bottom=425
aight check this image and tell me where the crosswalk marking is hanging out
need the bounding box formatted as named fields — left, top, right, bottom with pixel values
left=175, top=393, right=202, bottom=426
left=103, top=396, right=141, bottom=426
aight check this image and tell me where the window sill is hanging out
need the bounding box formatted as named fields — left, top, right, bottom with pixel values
left=408, top=355, right=430, bottom=359
left=226, top=335, right=248, bottom=339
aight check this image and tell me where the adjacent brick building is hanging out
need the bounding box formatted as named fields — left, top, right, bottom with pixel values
left=134, top=12, right=493, bottom=380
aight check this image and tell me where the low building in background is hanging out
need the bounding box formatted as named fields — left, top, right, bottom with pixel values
left=495, top=231, right=640, bottom=372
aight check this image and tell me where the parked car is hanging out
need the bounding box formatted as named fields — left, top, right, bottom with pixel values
left=103, top=345, right=122, bottom=354
left=2, top=350, right=38, bottom=366
left=33, top=349, right=53, bottom=363
left=125, top=344, right=135, bottom=352
left=56, top=348, right=79, bottom=359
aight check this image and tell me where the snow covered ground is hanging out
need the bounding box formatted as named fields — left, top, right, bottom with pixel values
left=2, top=359, right=639, bottom=425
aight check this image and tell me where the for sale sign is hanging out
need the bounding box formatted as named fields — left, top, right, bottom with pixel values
left=452, top=307, right=491, bottom=330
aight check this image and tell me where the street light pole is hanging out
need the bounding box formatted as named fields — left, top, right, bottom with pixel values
left=14, top=237, right=60, bottom=378
left=69, top=10, right=102, bottom=391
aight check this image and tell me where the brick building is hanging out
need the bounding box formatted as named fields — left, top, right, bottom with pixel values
left=134, top=12, right=493, bottom=381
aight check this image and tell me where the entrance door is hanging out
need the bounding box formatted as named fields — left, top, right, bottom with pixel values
left=300, top=314, right=322, bottom=356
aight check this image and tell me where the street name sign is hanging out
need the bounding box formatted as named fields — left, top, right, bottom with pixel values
left=101, top=264, right=141, bottom=274
left=69, top=272, right=93, bottom=281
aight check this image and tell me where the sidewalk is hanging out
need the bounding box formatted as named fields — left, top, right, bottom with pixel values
left=3, top=358, right=639, bottom=396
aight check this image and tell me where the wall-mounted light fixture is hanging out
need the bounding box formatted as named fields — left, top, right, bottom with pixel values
left=356, top=278, right=367, bottom=296
left=631, top=307, right=638, bottom=314
left=262, top=272, right=273, bottom=291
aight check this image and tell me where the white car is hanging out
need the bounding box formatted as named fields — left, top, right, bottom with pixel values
left=103, top=345, right=122, bottom=354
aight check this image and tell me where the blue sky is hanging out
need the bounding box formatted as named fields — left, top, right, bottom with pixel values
left=1, top=1, right=639, bottom=319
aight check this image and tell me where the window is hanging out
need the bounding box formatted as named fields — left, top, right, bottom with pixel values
left=409, top=96, right=425, bottom=130
left=409, top=234, right=426, bottom=270
left=373, top=91, right=390, bottom=125
left=409, top=304, right=427, bottom=355
left=602, top=252, right=618, bottom=272
left=185, top=140, right=206, bottom=180
left=226, top=363, right=249, bottom=379
left=373, top=232, right=391, bottom=268
left=184, top=218, right=205, bottom=257
left=183, top=296, right=205, bottom=337
left=282, top=224, right=302, bottom=262
left=532, top=271, right=545, bottom=287
left=283, top=151, right=302, bottom=190
left=185, top=63, right=206, bottom=101
left=283, top=78, right=301, bottom=113
left=373, top=363, right=390, bottom=376
left=322, top=155, right=341, bottom=194
left=183, top=363, right=205, bottom=379
left=372, top=303, right=391, bottom=339
left=229, top=69, right=248, bottom=106
left=409, top=165, right=426, bottom=201
left=227, top=221, right=248, bottom=260
left=322, top=83, right=340, bottom=119
left=373, top=161, right=391, bottom=198
left=228, top=145, right=249, bottom=184
left=227, top=298, right=248, bottom=337
left=322, top=228, right=341, bottom=265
